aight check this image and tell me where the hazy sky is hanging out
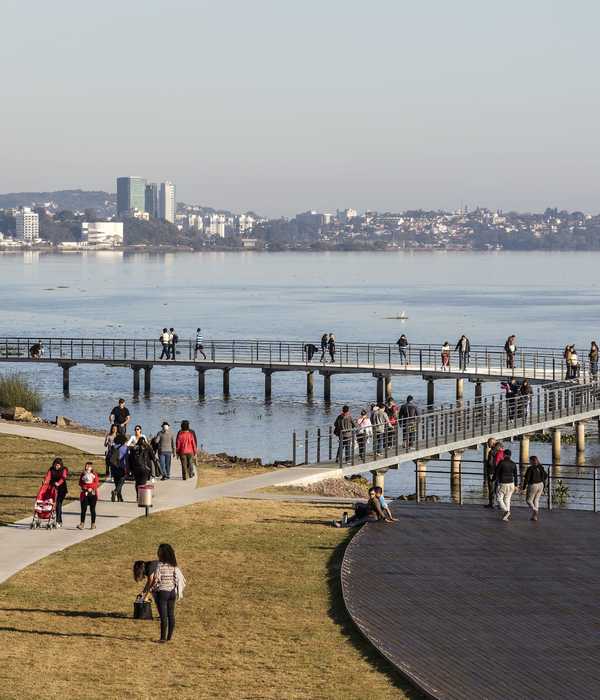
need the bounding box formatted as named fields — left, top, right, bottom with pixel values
left=3, top=0, right=600, bottom=215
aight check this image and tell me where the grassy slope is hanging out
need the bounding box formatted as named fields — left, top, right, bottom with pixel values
left=0, top=499, right=419, bottom=700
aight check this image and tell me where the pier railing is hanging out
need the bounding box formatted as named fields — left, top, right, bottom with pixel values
left=292, top=379, right=600, bottom=467
left=0, top=336, right=588, bottom=379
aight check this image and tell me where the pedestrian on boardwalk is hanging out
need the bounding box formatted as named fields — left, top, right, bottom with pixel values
left=589, top=341, right=599, bottom=378
left=504, top=334, right=517, bottom=369
left=194, top=328, right=207, bottom=360
left=505, top=378, right=519, bottom=421
left=303, top=342, right=318, bottom=363
left=494, top=448, right=518, bottom=521
left=110, top=433, right=128, bottom=503
left=319, top=333, right=328, bottom=363
left=396, top=334, right=408, bottom=363
left=484, top=438, right=504, bottom=508
left=334, top=405, right=355, bottom=463
left=328, top=333, right=336, bottom=363
left=127, top=424, right=146, bottom=447
left=109, top=398, right=131, bottom=436
left=43, top=457, right=68, bottom=528
left=29, top=340, right=44, bottom=358
left=563, top=345, right=572, bottom=378
left=128, top=436, right=155, bottom=495
left=142, top=543, right=186, bottom=643
left=77, top=461, right=100, bottom=530
left=371, top=402, right=390, bottom=455
left=399, top=395, right=419, bottom=448
left=519, top=379, right=533, bottom=418
left=155, top=421, right=176, bottom=480
left=523, top=455, right=547, bottom=522
left=455, top=335, right=470, bottom=371
left=104, top=424, right=118, bottom=479
left=160, top=328, right=171, bottom=360
left=441, top=341, right=450, bottom=370
left=568, top=346, right=579, bottom=379
left=176, top=420, right=198, bottom=480
left=385, top=397, right=399, bottom=448
left=355, top=409, right=372, bottom=461
left=169, top=328, right=178, bottom=361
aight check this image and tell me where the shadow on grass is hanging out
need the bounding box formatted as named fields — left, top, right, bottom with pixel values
left=0, top=607, right=128, bottom=620
left=0, top=625, right=139, bottom=641
left=258, top=517, right=334, bottom=526
left=326, top=533, right=425, bottom=699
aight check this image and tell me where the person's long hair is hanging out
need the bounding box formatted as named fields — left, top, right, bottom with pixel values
left=157, top=543, right=177, bottom=567
left=51, top=457, right=63, bottom=469
left=530, top=455, right=542, bottom=468
left=133, top=560, right=146, bottom=582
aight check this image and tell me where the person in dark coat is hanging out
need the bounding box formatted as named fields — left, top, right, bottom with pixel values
left=334, top=405, right=355, bottom=463
left=303, top=343, right=318, bottom=363
left=494, top=448, right=519, bottom=521
left=43, top=458, right=68, bottom=527
left=455, top=335, right=471, bottom=371
left=128, top=436, right=155, bottom=495
left=523, top=455, right=547, bottom=522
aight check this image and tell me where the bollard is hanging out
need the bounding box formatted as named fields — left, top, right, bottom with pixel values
left=137, top=483, right=154, bottom=518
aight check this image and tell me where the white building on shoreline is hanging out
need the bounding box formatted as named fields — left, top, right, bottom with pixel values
left=81, top=221, right=124, bottom=247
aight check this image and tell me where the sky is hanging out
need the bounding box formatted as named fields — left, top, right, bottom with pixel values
left=2, top=0, right=600, bottom=216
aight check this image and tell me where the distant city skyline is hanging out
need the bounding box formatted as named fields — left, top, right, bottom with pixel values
left=3, top=1, right=600, bottom=216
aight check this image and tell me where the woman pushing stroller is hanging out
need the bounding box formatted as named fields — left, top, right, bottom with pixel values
left=43, top=458, right=68, bottom=527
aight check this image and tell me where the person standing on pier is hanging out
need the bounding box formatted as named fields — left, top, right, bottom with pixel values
left=109, top=398, right=131, bottom=436
left=176, top=420, right=198, bottom=480
left=169, top=328, right=178, bottom=361
left=160, top=328, right=171, bottom=360
left=328, top=333, right=336, bottom=363
left=504, top=335, right=517, bottom=369
left=356, top=409, right=372, bottom=461
left=399, top=395, right=419, bottom=448
left=303, top=342, right=318, bottom=363
left=441, top=341, right=450, bottom=370
left=494, top=448, right=518, bottom=521
left=334, top=405, right=355, bottom=463
left=589, top=341, right=599, bottom=378
left=563, top=345, right=572, bottom=378
left=568, top=346, right=579, bottom=379
left=396, top=334, right=408, bottom=363
left=194, top=328, right=207, bottom=360
left=319, top=333, right=328, bottom=362
left=455, top=335, right=470, bottom=371
left=371, top=403, right=390, bottom=454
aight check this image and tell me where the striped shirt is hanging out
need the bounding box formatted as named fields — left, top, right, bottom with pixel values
left=154, top=563, right=177, bottom=592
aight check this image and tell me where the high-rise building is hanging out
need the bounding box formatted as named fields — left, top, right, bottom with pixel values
left=144, top=183, right=159, bottom=218
left=116, top=176, right=146, bottom=216
left=159, top=181, right=176, bottom=223
left=15, top=207, right=39, bottom=242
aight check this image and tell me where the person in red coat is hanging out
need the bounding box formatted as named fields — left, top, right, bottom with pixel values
left=44, top=458, right=69, bottom=527
left=176, top=420, right=197, bottom=480
left=77, top=462, right=100, bottom=530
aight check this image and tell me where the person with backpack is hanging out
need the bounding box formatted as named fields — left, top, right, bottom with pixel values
left=399, top=395, right=419, bottom=448
left=43, top=457, right=68, bottom=528
left=76, top=461, right=100, bottom=530
left=333, top=405, right=355, bottom=464
left=104, top=424, right=118, bottom=479
left=169, top=327, right=178, bottom=361
left=154, top=421, right=176, bottom=480
left=176, top=420, right=198, bottom=480
left=159, top=328, right=171, bottom=360
left=141, top=543, right=186, bottom=643
left=523, top=455, right=547, bottom=522
left=110, top=433, right=128, bottom=502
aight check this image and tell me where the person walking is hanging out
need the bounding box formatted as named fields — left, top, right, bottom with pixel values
left=441, top=341, right=450, bottom=370
left=371, top=402, right=390, bottom=455
left=142, top=543, right=186, bottom=643
left=110, top=433, right=128, bottom=503
left=589, top=341, right=599, bottom=378
left=328, top=333, right=336, bottom=364
left=563, top=344, right=573, bottom=378
left=494, top=448, right=519, bottom=521
left=455, top=335, right=470, bottom=371
left=104, top=424, right=118, bottom=479
left=77, top=461, right=100, bottom=530
left=159, top=328, right=171, bottom=360
left=355, top=409, right=372, bottom=461
left=519, top=379, right=533, bottom=418
left=303, top=343, right=318, bottom=363
left=194, top=328, right=207, bottom=360
left=396, top=334, right=408, bottom=364
left=334, top=405, right=355, bottom=463
left=505, top=378, right=519, bottom=421
left=43, top=458, right=68, bottom=528
left=128, top=436, right=155, bottom=495
left=176, top=420, right=198, bottom=480
left=155, top=422, right=176, bottom=480
left=399, top=395, right=419, bottom=448
left=126, top=424, right=146, bottom=447
left=484, top=438, right=504, bottom=508
left=169, top=328, right=178, bottom=361
left=504, top=335, right=517, bottom=369
left=319, top=333, right=328, bottom=363
left=523, top=455, right=547, bottom=522
left=109, top=398, right=131, bottom=436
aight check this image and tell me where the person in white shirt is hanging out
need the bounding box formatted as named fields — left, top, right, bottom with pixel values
left=194, top=328, right=206, bottom=360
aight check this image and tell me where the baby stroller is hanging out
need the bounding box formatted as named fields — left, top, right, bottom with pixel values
left=31, top=483, right=58, bottom=530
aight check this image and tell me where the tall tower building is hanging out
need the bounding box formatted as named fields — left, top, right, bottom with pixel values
left=145, top=183, right=159, bottom=218
left=15, top=207, right=39, bottom=242
left=116, top=176, right=146, bottom=215
left=159, top=181, right=176, bottom=223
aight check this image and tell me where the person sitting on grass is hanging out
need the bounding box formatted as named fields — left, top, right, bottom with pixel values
left=374, top=486, right=396, bottom=521
left=333, top=488, right=391, bottom=528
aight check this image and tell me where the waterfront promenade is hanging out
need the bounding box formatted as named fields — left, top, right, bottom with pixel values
left=342, top=502, right=600, bottom=699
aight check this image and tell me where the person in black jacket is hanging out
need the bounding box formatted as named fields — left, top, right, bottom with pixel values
left=493, top=448, right=519, bottom=521
left=523, top=455, right=547, bottom=522
left=334, top=406, right=355, bottom=463
left=303, top=343, right=318, bottom=363
left=455, top=335, right=470, bottom=371
left=399, top=395, right=419, bottom=448
left=128, top=436, right=155, bottom=495
left=396, top=334, right=408, bottom=363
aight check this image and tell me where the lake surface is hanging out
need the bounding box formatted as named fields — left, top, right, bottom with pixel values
left=2, top=250, right=600, bottom=498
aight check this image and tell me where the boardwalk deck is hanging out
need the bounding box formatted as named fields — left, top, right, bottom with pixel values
left=341, top=503, right=600, bottom=700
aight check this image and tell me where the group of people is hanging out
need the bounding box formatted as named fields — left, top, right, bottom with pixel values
left=333, top=486, right=396, bottom=528
left=333, top=395, right=420, bottom=463
left=42, top=457, right=101, bottom=530
left=485, top=438, right=548, bottom=522
left=304, top=333, right=337, bottom=363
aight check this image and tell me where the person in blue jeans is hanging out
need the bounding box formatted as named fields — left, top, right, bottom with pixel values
left=154, top=422, right=176, bottom=480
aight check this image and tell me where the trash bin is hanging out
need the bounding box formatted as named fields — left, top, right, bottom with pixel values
left=137, top=484, right=154, bottom=516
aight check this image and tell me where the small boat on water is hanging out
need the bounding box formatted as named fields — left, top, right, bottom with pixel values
left=385, top=310, right=408, bottom=320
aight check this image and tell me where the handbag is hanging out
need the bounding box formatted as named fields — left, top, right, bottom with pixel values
left=133, top=595, right=153, bottom=620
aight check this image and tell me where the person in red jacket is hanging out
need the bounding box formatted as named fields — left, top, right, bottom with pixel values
left=176, top=420, right=197, bottom=480
left=77, top=461, right=100, bottom=530
left=44, top=458, right=69, bottom=527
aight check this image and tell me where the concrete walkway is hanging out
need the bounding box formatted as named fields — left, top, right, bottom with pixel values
left=0, top=423, right=341, bottom=584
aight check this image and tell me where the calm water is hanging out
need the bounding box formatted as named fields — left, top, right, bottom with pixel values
left=3, top=250, right=600, bottom=497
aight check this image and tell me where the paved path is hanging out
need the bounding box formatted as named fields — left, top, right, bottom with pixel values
left=0, top=424, right=340, bottom=584
left=341, top=503, right=600, bottom=700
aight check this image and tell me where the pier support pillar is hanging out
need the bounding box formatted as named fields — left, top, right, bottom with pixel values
left=384, top=375, right=393, bottom=402
left=371, top=468, right=387, bottom=491
left=59, top=362, right=75, bottom=397
left=143, top=366, right=152, bottom=396
left=306, top=371, right=314, bottom=400
left=414, top=459, right=427, bottom=501
left=132, top=366, right=140, bottom=395
left=376, top=375, right=384, bottom=404
left=427, top=379, right=435, bottom=407
left=196, top=368, right=205, bottom=400
left=519, top=434, right=530, bottom=479
left=576, top=420, right=586, bottom=454
left=456, top=378, right=464, bottom=401
left=222, top=368, right=230, bottom=397
left=323, top=373, right=332, bottom=403
left=475, top=381, right=483, bottom=403
left=450, top=450, right=464, bottom=504
left=552, top=428, right=561, bottom=465
left=263, top=369, right=273, bottom=401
